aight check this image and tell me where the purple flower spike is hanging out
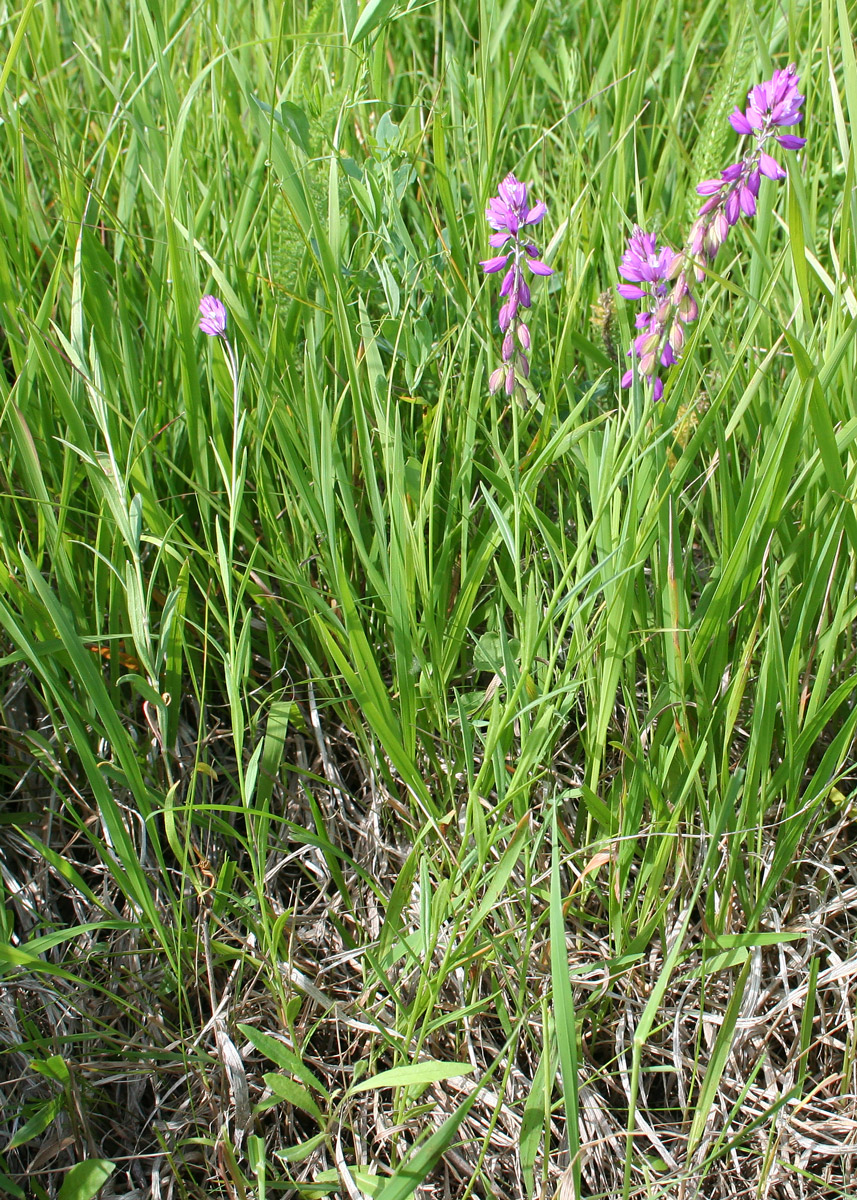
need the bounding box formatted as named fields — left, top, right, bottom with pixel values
left=617, top=64, right=807, bottom=404
left=616, top=227, right=697, bottom=400
left=199, top=295, right=227, bottom=337
left=619, top=228, right=679, bottom=284
left=692, top=65, right=805, bottom=267
left=483, top=173, right=552, bottom=398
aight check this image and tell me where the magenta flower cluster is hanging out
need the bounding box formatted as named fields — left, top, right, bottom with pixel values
left=481, top=174, right=553, bottom=396
left=617, top=231, right=698, bottom=401
left=618, top=63, right=806, bottom=400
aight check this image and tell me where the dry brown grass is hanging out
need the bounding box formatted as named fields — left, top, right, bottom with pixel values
left=2, top=708, right=857, bottom=1200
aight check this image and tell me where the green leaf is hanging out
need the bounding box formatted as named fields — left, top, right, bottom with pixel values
left=30, top=1056, right=69, bottom=1085
left=378, top=848, right=418, bottom=964
left=274, top=1132, right=327, bottom=1164
left=375, top=1074, right=486, bottom=1200
left=351, top=0, right=399, bottom=43
left=238, top=1025, right=331, bottom=1099
left=519, top=1048, right=548, bottom=1195
left=550, top=803, right=580, bottom=1196
left=350, top=1061, right=474, bottom=1095
left=0, top=1170, right=25, bottom=1199
left=279, top=102, right=311, bottom=155
left=686, top=958, right=752, bottom=1157
left=0, top=0, right=37, bottom=95
left=57, top=1161, right=115, bottom=1200
left=260, top=1073, right=325, bottom=1125
left=254, top=699, right=293, bottom=811
left=5, top=1096, right=62, bottom=1151
left=375, top=111, right=400, bottom=149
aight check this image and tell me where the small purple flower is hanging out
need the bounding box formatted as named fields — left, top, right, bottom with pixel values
left=729, top=64, right=806, bottom=137
left=618, top=228, right=679, bottom=289
left=759, top=152, right=786, bottom=180
left=199, top=295, right=228, bottom=337
left=482, top=173, right=552, bottom=397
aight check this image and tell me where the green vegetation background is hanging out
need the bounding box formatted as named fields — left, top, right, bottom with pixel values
left=1, top=0, right=857, bottom=1196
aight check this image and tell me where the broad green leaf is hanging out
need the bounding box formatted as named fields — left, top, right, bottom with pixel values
left=57, top=1161, right=116, bottom=1200
left=260, top=1074, right=325, bottom=1125
left=30, top=1056, right=69, bottom=1085
left=351, top=0, right=400, bottom=43
left=274, top=1132, right=327, bottom=1164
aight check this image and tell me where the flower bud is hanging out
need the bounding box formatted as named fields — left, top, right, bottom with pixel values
left=489, top=366, right=506, bottom=393
left=666, top=251, right=686, bottom=280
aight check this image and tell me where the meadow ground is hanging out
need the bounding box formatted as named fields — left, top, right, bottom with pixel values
left=2, top=0, right=857, bottom=1197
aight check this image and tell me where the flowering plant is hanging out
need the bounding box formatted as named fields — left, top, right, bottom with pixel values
left=617, top=64, right=806, bottom=400
left=481, top=174, right=552, bottom=398
left=198, top=293, right=244, bottom=523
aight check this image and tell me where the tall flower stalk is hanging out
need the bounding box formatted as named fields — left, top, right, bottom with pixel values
left=617, top=64, right=806, bottom=401
left=199, top=294, right=245, bottom=536
left=481, top=174, right=552, bottom=399
left=198, top=293, right=252, bottom=799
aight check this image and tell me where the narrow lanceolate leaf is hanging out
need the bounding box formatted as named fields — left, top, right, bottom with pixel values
left=550, top=803, right=581, bottom=1196
left=350, top=1061, right=474, bottom=1094
left=686, top=956, right=752, bottom=1157
left=519, top=1046, right=549, bottom=1195
left=374, top=1069, right=490, bottom=1200
left=5, top=1096, right=63, bottom=1150
left=238, top=1025, right=331, bottom=1099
